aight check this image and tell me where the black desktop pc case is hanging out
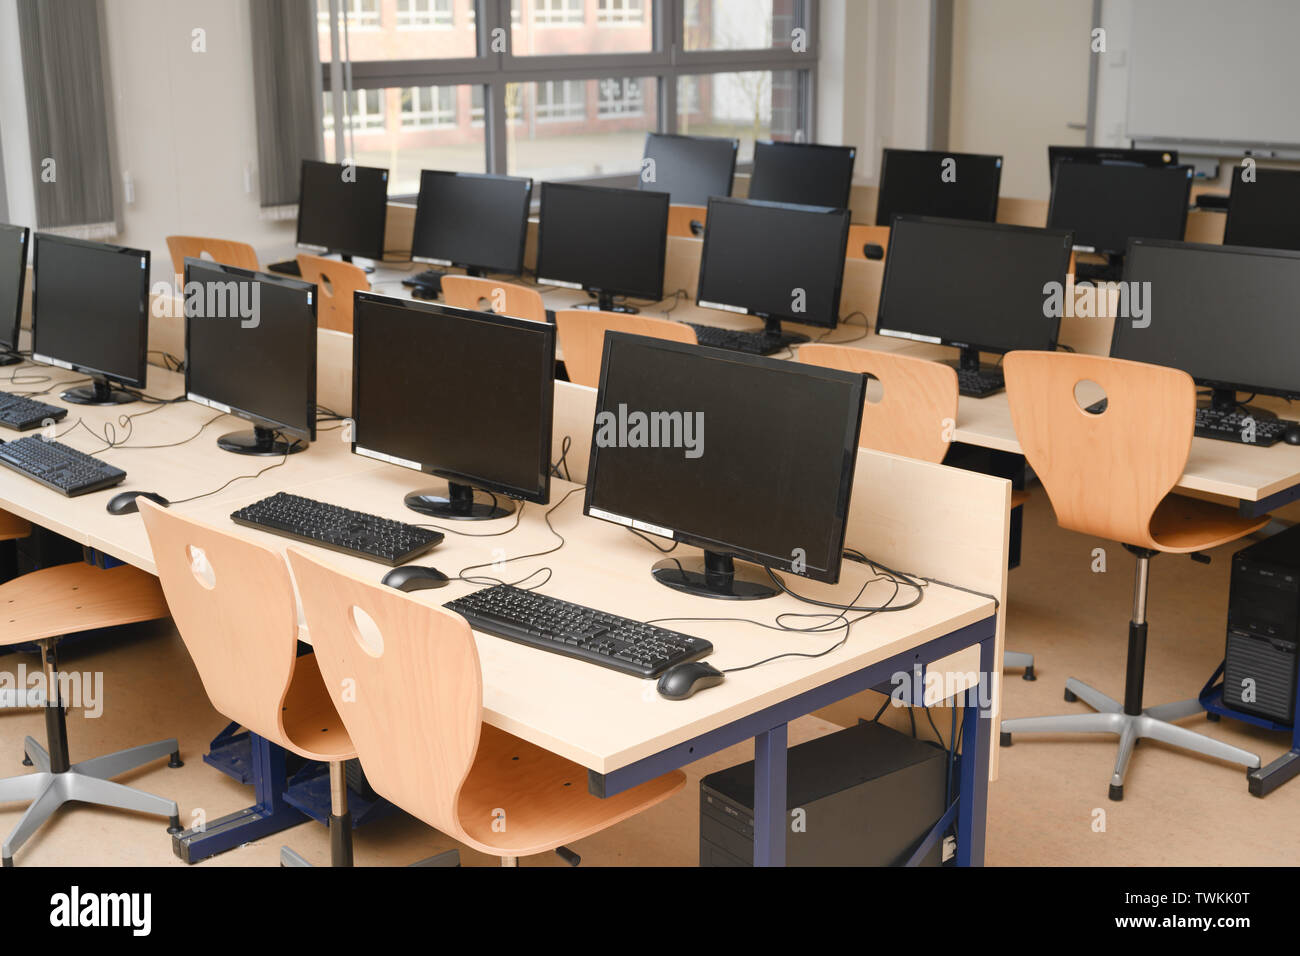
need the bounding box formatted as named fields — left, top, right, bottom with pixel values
left=700, top=720, right=948, bottom=867
left=1223, top=526, right=1300, bottom=724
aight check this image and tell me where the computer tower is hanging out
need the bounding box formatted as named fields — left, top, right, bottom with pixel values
left=1224, top=526, right=1300, bottom=724
left=700, top=719, right=949, bottom=867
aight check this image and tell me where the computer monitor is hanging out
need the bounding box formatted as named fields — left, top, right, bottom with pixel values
left=875, top=215, right=1074, bottom=375
left=1111, top=238, right=1300, bottom=416
left=351, top=293, right=555, bottom=520
left=1223, top=166, right=1300, bottom=251
left=411, top=170, right=533, bottom=276
left=875, top=148, right=1002, bottom=226
left=639, top=132, right=738, bottom=207
left=296, top=159, right=389, bottom=262
left=584, top=333, right=864, bottom=600
left=31, top=234, right=149, bottom=405
left=1047, top=145, right=1179, bottom=184
left=535, top=182, right=669, bottom=313
left=696, top=197, right=850, bottom=340
left=747, top=141, right=857, bottom=209
left=1047, top=162, right=1192, bottom=258
left=184, top=259, right=317, bottom=456
left=0, top=223, right=29, bottom=365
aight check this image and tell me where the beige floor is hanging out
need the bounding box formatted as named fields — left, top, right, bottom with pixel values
left=1, top=490, right=1297, bottom=867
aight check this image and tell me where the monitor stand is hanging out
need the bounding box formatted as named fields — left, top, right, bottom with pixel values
left=340, top=253, right=376, bottom=275
left=217, top=425, right=307, bottom=456
left=63, top=377, right=136, bottom=406
left=573, top=292, right=638, bottom=314
left=652, top=551, right=780, bottom=601
left=756, top=315, right=809, bottom=347
left=944, top=345, right=1000, bottom=378
left=1074, top=254, right=1124, bottom=284
left=0, top=352, right=21, bottom=367
left=1199, top=387, right=1277, bottom=421
left=405, top=481, right=514, bottom=521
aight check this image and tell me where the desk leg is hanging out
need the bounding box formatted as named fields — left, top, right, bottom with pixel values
left=753, top=723, right=788, bottom=867
left=956, top=635, right=995, bottom=866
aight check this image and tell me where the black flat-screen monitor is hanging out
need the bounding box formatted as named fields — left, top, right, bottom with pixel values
left=0, top=223, right=29, bottom=361
left=639, top=133, right=738, bottom=206
left=696, top=197, right=850, bottom=333
left=584, top=333, right=864, bottom=600
left=32, top=234, right=149, bottom=405
left=875, top=148, right=1002, bottom=226
left=184, top=259, right=317, bottom=455
left=747, top=141, right=857, bottom=209
left=296, top=159, right=389, bottom=261
left=1047, top=162, right=1192, bottom=256
left=352, top=293, right=554, bottom=520
left=875, top=216, right=1073, bottom=372
left=1223, top=166, right=1300, bottom=252
left=411, top=170, right=532, bottom=275
left=535, top=182, right=668, bottom=312
left=1112, top=239, right=1300, bottom=409
left=1047, top=145, right=1179, bottom=184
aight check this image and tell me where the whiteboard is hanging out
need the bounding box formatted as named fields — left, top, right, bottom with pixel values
left=1126, top=0, right=1300, bottom=148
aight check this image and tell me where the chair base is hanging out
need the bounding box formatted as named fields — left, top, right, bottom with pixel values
left=999, top=678, right=1261, bottom=800
left=1, top=735, right=181, bottom=865
left=1003, top=649, right=1036, bottom=681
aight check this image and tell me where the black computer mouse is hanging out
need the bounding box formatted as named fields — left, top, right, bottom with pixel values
left=1286, top=423, right=1300, bottom=446
left=656, top=661, right=725, bottom=700
left=382, top=565, right=451, bottom=592
left=106, top=491, right=170, bottom=516
left=863, top=242, right=885, bottom=260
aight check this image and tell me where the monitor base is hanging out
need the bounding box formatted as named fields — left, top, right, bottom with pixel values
left=0, top=352, right=22, bottom=367
left=405, top=483, right=515, bottom=521
left=652, top=553, right=779, bottom=601
left=217, top=427, right=307, bottom=457
left=574, top=301, right=639, bottom=315
left=1200, top=389, right=1278, bottom=421
left=62, top=381, right=136, bottom=406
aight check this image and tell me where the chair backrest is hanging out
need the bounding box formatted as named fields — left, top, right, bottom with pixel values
left=165, top=235, right=260, bottom=277
left=554, top=309, right=697, bottom=388
left=666, top=204, right=708, bottom=239
left=1003, top=350, right=1195, bottom=547
left=440, top=275, right=547, bottom=324
left=798, top=345, right=957, bottom=464
left=845, top=224, right=890, bottom=262
left=286, top=547, right=482, bottom=841
left=137, top=500, right=304, bottom=749
left=296, top=254, right=369, bottom=334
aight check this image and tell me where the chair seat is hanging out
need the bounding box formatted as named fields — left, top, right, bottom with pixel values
left=279, top=652, right=357, bottom=762
left=1148, top=494, right=1269, bottom=553
left=0, top=563, right=168, bottom=648
left=456, top=724, right=685, bottom=858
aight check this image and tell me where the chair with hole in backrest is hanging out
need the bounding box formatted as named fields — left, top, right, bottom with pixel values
left=165, top=236, right=260, bottom=277
left=287, top=546, right=686, bottom=867
left=554, top=309, right=698, bottom=389
left=441, top=275, right=547, bottom=324
left=998, top=351, right=1266, bottom=800
left=137, top=499, right=366, bottom=866
left=296, top=254, right=370, bottom=334
left=666, top=204, right=708, bottom=239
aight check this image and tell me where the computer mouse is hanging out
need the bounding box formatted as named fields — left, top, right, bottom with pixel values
left=106, top=491, right=169, bottom=516
left=382, top=565, right=451, bottom=592
left=863, top=242, right=885, bottom=260
left=656, top=661, right=725, bottom=700
left=1286, top=423, right=1300, bottom=446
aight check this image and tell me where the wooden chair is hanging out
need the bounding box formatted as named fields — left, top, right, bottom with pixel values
left=296, top=254, right=370, bottom=334
left=666, top=204, right=708, bottom=238
left=845, top=224, right=890, bottom=262
left=798, top=345, right=1035, bottom=677
left=554, top=309, right=697, bottom=389
left=286, top=546, right=685, bottom=866
left=0, top=510, right=36, bottom=710
left=998, top=351, right=1266, bottom=800
left=440, top=275, right=547, bottom=325
left=0, top=561, right=180, bottom=865
left=138, top=500, right=362, bottom=866
left=165, top=235, right=260, bottom=277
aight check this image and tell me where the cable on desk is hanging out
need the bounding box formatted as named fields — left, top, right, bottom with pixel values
left=90, top=411, right=228, bottom=453
left=549, top=434, right=573, bottom=481
left=165, top=436, right=300, bottom=505
left=656, top=288, right=690, bottom=316
left=413, top=499, right=523, bottom=539
left=626, top=526, right=677, bottom=553
left=814, top=311, right=869, bottom=345
left=149, top=350, right=185, bottom=372
left=454, top=485, right=584, bottom=590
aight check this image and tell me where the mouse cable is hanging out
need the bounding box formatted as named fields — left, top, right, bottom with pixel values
left=165, top=435, right=300, bottom=505
left=412, top=499, right=523, bottom=539
left=813, top=310, right=868, bottom=345
left=88, top=411, right=228, bottom=454
left=626, top=526, right=677, bottom=553
left=453, top=485, right=584, bottom=590
left=549, top=434, right=573, bottom=481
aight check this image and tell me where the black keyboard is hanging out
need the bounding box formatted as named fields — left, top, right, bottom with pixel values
left=956, top=367, right=1004, bottom=398
left=686, top=323, right=803, bottom=356
left=444, top=584, right=713, bottom=678
left=0, top=436, right=125, bottom=496
left=0, top=391, right=67, bottom=431
left=231, top=492, right=444, bottom=565
left=1195, top=408, right=1290, bottom=446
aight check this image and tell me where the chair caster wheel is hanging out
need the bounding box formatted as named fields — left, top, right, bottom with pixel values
left=168, top=751, right=184, bottom=768
left=1022, top=665, right=1036, bottom=681
left=1064, top=688, right=1078, bottom=703
left=1206, top=711, right=1221, bottom=722
left=21, top=754, right=31, bottom=767
left=1000, top=731, right=1012, bottom=747
left=2, top=856, right=11, bottom=868
left=1108, top=784, right=1123, bottom=801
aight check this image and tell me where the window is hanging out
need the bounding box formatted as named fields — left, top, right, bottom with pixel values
left=678, top=75, right=701, bottom=116
left=534, top=0, right=583, bottom=26
left=676, top=71, right=801, bottom=162
left=322, top=89, right=386, bottom=133
left=597, top=77, right=644, bottom=118
left=321, top=0, right=380, bottom=31
left=535, top=80, right=587, bottom=122
left=597, top=0, right=645, bottom=26
left=470, top=85, right=484, bottom=126
left=401, top=86, right=457, bottom=129
left=396, top=0, right=454, bottom=29
left=684, top=0, right=793, bottom=52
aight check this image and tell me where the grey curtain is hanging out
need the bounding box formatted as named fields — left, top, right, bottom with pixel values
left=250, top=0, right=323, bottom=211
left=16, top=0, right=116, bottom=233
